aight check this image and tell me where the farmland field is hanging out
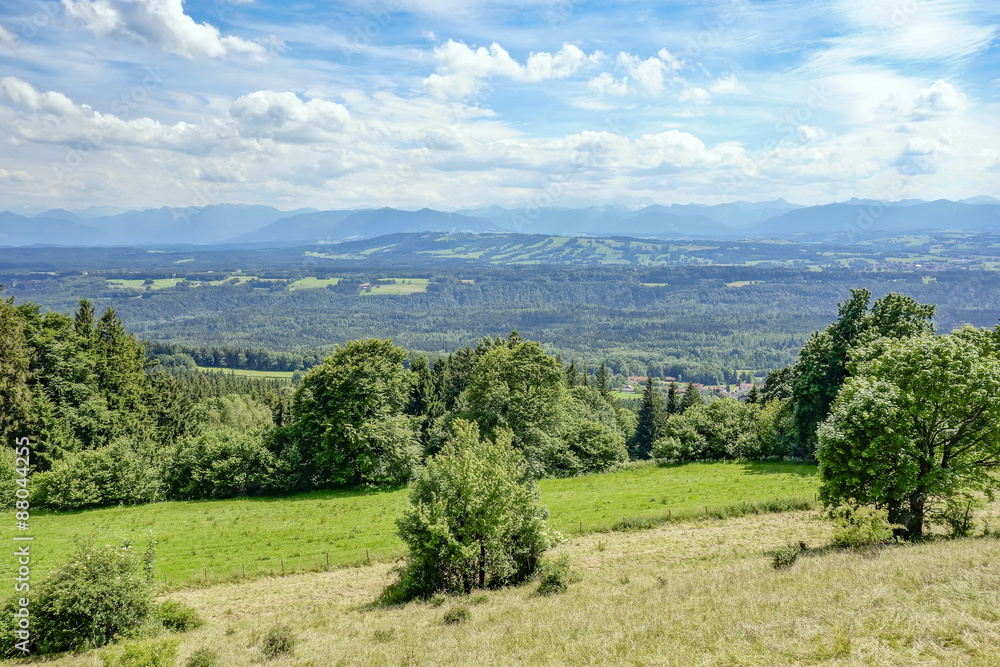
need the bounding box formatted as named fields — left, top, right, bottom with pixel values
left=195, top=366, right=296, bottom=379
left=5, top=462, right=817, bottom=586
left=360, top=278, right=430, bottom=295
left=30, top=505, right=1000, bottom=667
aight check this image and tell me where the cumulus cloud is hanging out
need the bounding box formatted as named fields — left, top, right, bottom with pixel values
left=61, top=0, right=274, bottom=60
left=678, top=86, right=710, bottom=104
left=424, top=41, right=592, bottom=98
left=0, top=168, right=32, bottom=183
left=910, top=79, right=967, bottom=120
left=0, top=23, right=17, bottom=46
left=710, top=73, right=747, bottom=95
left=892, top=135, right=951, bottom=175
left=588, top=48, right=684, bottom=97
left=230, top=91, right=352, bottom=141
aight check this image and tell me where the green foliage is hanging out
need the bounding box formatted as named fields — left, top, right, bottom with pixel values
left=536, top=554, right=578, bottom=595
left=156, top=600, right=204, bottom=632
left=628, top=377, right=666, bottom=460
left=653, top=398, right=761, bottom=463
left=164, top=427, right=277, bottom=499
left=772, top=543, right=804, bottom=569
left=818, top=327, right=1000, bottom=538
left=830, top=505, right=896, bottom=548
left=293, top=338, right=419, bottom=486
left=20, top=540, right=156, bottom=653
left=932, top=494, right=986, bottom=539
left=390, top=419, right=553, bottom=600
left=101, top=638, right=179, bottom=667
left=792, top=289, right=935, bottom=454
left=463, top=337, right=566, bottom=466
left=34, top=439, right=162, bottom=511
left=185, top=648, right=219, bottom=667
left=193, top=394, right=274, bottom=431
left=262, top=624, right=295, bottom=659
left=443, top=604, right=471, bottom=625
left=0, top=289, right=33, bottom=449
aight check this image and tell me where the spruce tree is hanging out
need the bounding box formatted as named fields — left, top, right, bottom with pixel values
left=566, top=358, right=578, bottom=387
left=628, top=377, right=665, bottom=460
left=596, top=361, right=611, bottom=399
left=681, top=382, right=702, bottom=411
left=666, top=381, right=680, bottom=415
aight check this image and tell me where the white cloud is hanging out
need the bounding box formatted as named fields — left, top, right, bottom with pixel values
left=910, top=79, right=967, bottom=119
left=423, top=40, right=590, bottom=98
left=710, top=73, right=747, bottom=95
left=796, top=125, right=827, bottom=143
left=0, top=23, right=17, bottom=46
left=588, top=49, right=685, bottom=97
left=892, top=135, right=952, bottom=175
left=229, top=90, right=353, bottom=142
left=0, top=169, right=31, bottom=183
left=679, top=86, right=710, bottom=104
left=61, top=0, right=274, bottom=60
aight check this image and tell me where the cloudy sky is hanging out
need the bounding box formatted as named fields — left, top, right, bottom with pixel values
left=0, top=0, right=998, bottom=213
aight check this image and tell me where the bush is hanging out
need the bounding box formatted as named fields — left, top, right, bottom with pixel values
left=164, top=426, right=278, bottom=500
left=34, top=439, right=161, bottom=510
left=185, top=649, right=219, bottom=667
left=549, top=419, right=628, bottom=475
left=536, top=555, right=578, bottom=595
left=772, top=543, right=804, bottom=569
left=157, top=600, right=204, bottom=632
left=443, top=605, right=471, bottom=625
left=830, top=505, right=897, bottom=548
left=387, top=420, right=554, bottom=601
left=262, top=624, right=295, bottom=659
left=24, top=540, right=157, bottom=654
left=101, top=637, right=179, bottom=667
left=932, top=495, right=985, bottom=538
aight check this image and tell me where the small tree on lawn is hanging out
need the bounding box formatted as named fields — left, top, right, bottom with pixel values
left=817, top=327, right=1000, bottom=539
left=387, top=419, right=554, bottom=601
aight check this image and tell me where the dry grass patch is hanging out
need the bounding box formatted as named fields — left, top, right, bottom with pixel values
left=19, top=510, right=1000, bottom=666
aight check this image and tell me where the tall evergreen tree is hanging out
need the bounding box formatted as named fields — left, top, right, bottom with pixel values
left=628, top=377, right=665, bottom=460
left=595, top=361, right=611, bottom=399
left=681, top=382, right=702, bottom=410
left=565, top=359, right=578, bottom=387
left=74, top=298, right=95, bottom=341
left=0, top=289, right=33, bottom=447
left=666, top=381, right=680, bottom=415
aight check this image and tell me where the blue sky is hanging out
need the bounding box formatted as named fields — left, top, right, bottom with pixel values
left=0, top=0, right=998, bottom=213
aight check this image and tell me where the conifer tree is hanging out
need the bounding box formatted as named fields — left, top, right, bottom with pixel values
left=566, top=358, right=578, bottom=387
left=666, top=381, right=680, bottom=415
left=628, top=377, right=665, bottom=460
left=681, top=381, right=702, bottom=411
left=595, top=361, right=611, bottom=399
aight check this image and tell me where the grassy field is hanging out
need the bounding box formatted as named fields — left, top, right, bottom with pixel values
left=4, top=462, right=816, bottom=587
left=360, top=278, right=430, bottom=295
left=288, top=277, right=341, bottom=290
left=195, top=366, right=296, bottom=379
left=26, top=506, right=1000, bottom=666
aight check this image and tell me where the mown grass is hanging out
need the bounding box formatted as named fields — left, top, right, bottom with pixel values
left=3, top=462, right=816, bottom=587
left=359, top=278, right=430, bottom=295
left=195, top=366, right=296, bottom=379
left=20, top=508, right=1000, bottom=666
left=288, top=277, right=341, bottom=290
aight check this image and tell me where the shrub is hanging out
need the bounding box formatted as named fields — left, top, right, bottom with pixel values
left=262, top=624, right=295, bottom=659
left=536, top=555, right=578, bottom=595
left=388, top=420, right=554, bottom=601
left=772, top=543, right=804, bottom=569
left=3, top=540, right=157, bottom=654
left=185, top=648, right=219, bottom=667
left=443, top=605, right=471, bottom=625
left=830, top=505, right=896, bottom=548
left=34, top=439, right=161, bottom=510
left=101, top=637, right=179, bottom=667
left=550, top=419, right=628, bottom=475
left=932, top=495, right=985, bottom=538
left=163, top=426, right=277, bottom=500
left=157, top=600, right=204, bottom=632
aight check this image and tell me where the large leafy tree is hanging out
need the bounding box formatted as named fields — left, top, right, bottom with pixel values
left=292, top=338, right=419, bottom=486
left=817, top=327, right=1000, bottom=539
left=793, top=289, right=934, bottom=452
left=462, top=336, right=565, bottom=460
left=390, top=419, right=552, bottom=599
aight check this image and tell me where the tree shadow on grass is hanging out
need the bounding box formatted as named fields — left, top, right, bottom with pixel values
left=739, top=461, right=818, bottom=478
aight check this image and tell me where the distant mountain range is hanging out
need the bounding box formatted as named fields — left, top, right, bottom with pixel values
left=1, top=198, right=999, bottom=247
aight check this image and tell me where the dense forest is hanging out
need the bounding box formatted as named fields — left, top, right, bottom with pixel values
left=6, top=243, right=1000, bottom=384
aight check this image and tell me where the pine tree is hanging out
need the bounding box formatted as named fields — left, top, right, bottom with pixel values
left=74, top=298, right=95, bottom=341
left=596, top=361, right=611, bottom=399
left=666, top=381, right=680, bottom=415
left=582, top=362, right=589, bottom=388
left=628, top=377, right=665, bottom=460
left=746, top=384, right=759, bottom=404
left=566, top=358, right=578, bottom=387
left=681, top=381, right=702, bottom=411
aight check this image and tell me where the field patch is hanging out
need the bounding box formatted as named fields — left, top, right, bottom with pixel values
left=5, top=462, right=816, bottom=587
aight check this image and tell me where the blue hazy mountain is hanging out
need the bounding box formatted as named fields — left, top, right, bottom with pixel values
left=2, top=199, right=999, bottom=246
